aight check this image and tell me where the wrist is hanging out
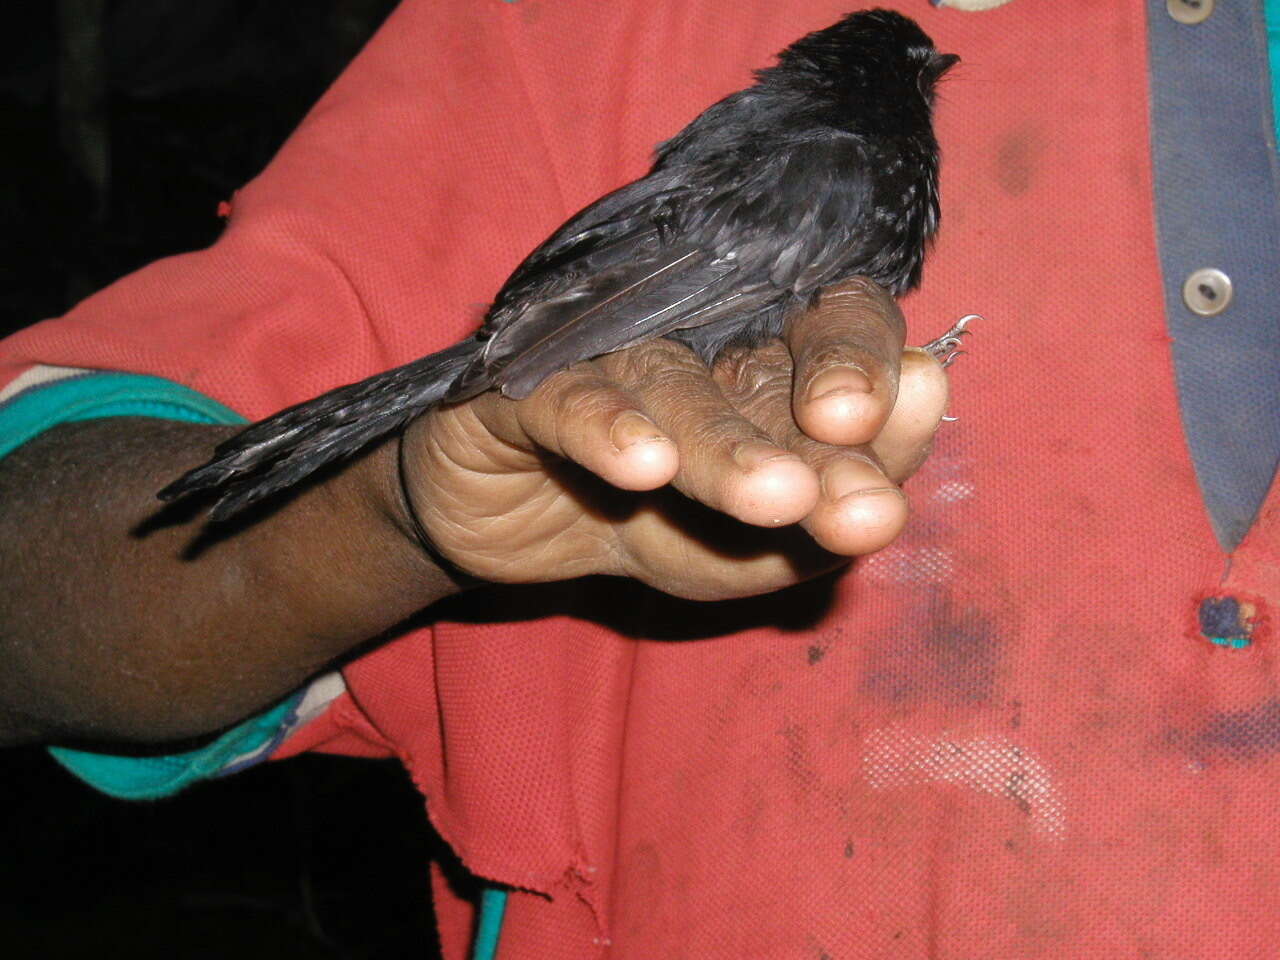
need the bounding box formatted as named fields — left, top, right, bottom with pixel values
left=392, top=428, right=483, bottom=589
left=303, top=429, right=472, bottom=612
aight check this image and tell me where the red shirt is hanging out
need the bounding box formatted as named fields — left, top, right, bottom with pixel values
left=4, top=1, right=1279, bottom=956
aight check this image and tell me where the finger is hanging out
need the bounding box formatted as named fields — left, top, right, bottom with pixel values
left=466, top=364, right=678, bottom=491
left=787, top=277, right=907, bottom=447
left=715, top=341, right=908, bottom=556
left=597, top=338, right=820, bottom=527
left=872, top=347, right=950, bottom=484
left=619, top=493, right=852, bottom=601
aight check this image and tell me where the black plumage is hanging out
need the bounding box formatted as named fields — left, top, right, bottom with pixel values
left=161, top=9, right=959, bottom=519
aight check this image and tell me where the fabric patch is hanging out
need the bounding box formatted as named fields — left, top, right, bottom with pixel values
left=1199, top=595, right=1257, bottom=649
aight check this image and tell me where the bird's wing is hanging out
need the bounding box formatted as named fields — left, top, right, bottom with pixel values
left=449, top=135, right=880, bottom=401
left=479, top=172, right=692, bottom=332
left=655, top=133, right=886, bottom=362
left=472, top=241, right=748, bottom=400
left=687, top=134, right=880, bottom=293
left=446, top=173, right=752, bottom=400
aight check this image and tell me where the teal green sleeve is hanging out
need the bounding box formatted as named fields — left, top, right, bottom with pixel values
left=0, top=371, right=245, bottom=459
left=49, top=696, right=301, bottom=800
left=0, top=371, right=299, bottom=799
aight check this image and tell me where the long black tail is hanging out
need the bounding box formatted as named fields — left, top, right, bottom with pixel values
left=160, top=337, right=483, bottom=520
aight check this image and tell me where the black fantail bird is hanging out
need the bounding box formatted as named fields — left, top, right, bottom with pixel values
left=161, top=9, right=967, bottom=519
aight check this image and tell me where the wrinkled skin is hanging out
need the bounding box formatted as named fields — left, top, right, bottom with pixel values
left=404, top=278, right=949, bottom=601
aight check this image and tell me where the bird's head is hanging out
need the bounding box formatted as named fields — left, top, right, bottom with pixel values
left=765, top=9, right=958, bottom=137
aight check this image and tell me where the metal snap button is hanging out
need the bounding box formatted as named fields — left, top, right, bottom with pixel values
left=1182, top=268, right=1232, bottom=317
left=1167, top=0, right=1214, bottom=25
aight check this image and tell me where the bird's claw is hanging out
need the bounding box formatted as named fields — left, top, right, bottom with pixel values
left=922, top=314, right=978, bottom=424
left=921, top=313, right=979, bottom=368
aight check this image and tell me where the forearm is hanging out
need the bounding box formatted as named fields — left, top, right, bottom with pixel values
left=0, top=417, right=455, bottom=747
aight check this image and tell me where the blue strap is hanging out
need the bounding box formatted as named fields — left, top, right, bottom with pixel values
left=472, top=888, right=509, bottom=960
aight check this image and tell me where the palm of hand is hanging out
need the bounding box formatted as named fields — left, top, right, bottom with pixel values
left=401, top=279, right=950, bottom=602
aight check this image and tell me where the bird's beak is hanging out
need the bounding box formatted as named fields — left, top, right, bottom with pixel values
left=934, top=53, right=961, bottom=75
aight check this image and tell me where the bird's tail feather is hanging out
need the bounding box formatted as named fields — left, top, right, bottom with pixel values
left=160, top=337, right=483, bottom=520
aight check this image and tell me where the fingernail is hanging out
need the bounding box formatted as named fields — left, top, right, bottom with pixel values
left=806, top=364, right=873, bottom=404
left=823, top=459, right=897, bottom=501
left=610, top=411, right=665, bottom=452
left=732, top=441, right=800, bottom=472
left=845, top=485, right=905, bottom=503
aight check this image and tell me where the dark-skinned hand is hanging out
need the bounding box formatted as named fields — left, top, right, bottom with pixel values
left=402, top=277, right=949, bottom=601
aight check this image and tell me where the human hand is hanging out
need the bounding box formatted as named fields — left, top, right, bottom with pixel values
left=399, top=277, right=950, bottom=601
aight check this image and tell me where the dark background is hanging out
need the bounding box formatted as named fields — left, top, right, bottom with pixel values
left=1, top=0, right=398, bottom=336
left=0, top=3, right=455, bottom=956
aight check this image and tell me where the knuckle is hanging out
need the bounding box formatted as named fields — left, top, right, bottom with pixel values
left=813, top=277, right=883, bottom=315
left=682, top=409, right=758, bottom=448
left=551, top=375, right=618, bottom=425
left=803, top=341, right=874, bottom=371
left=823, top=275, right=886, bottom=302
left=599, top=337, right=698, bottom=383
left=643, top=366, right=716, bottom=415
left=616, top=345, right=715, bottom=407
left=714, top=342, right=792, bottom=405
left=795, top=277, right=906, bottom=347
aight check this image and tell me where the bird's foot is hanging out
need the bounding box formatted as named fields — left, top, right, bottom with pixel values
left=921, top=314, right=979, bottom=368
left=921, top=314, right=978, bottom=422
